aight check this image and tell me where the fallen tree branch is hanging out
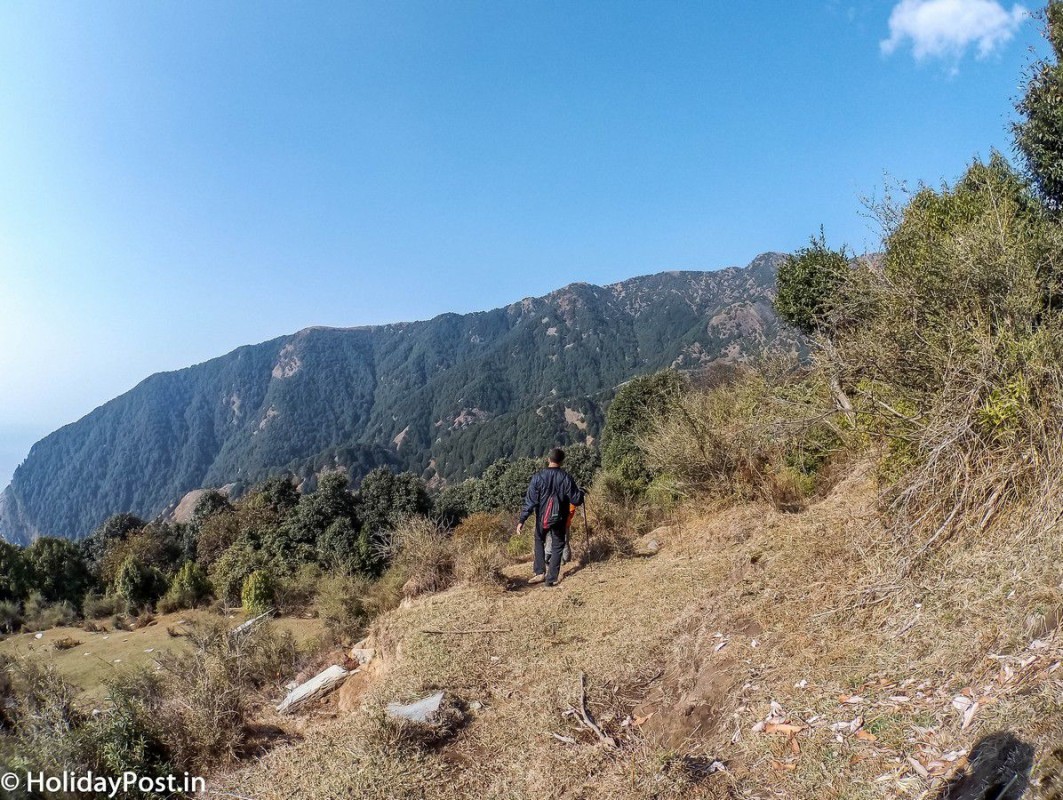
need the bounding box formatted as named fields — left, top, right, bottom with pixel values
left=549, top=732, right=578, bottom=745
left=576, top=672, right=616, bottom=748
left=420, top=627, right=512, bottom=635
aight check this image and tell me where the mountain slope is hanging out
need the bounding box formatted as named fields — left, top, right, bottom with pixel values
left=0, top=253, right=802, bottom=543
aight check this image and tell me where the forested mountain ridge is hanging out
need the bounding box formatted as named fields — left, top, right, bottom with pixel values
left=0, top=252, right=802, bottom=543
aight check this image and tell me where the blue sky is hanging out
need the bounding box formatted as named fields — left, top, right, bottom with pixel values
left=0, top=0, right=1046, bottom=484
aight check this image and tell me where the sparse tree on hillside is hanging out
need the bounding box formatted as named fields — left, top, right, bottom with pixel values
left=81, top=513, right=146, bottom=573
left=0, top=542, right=32, bottom=604
left=774, top=232, right=855, bottom=417
left=774, top=231, right=851, bottom=338
left=1015, top=1, right=1063, bottom=209
left=113, top=556, right=168, bottom=610
left=356, top=467, right=430, bottom=534
left=600, top=371, right=685, bottom=496
left=26, top=537, right=93, bottom=609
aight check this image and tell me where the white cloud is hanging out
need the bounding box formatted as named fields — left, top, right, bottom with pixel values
left=881, top=0, right=1028, bottom=61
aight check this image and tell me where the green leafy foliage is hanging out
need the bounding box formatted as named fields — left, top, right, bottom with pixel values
left=159, top=561, right=212, bottom=612
left=113, top=556, right=168, bottom=610
left=774, top=231, right=851, bottom=336
left=469, top=458, right=540, bottom=515
left=1014, top=2, right=1063, bottom=208
left=25, top=537, right=93, bottom=609
left=316, top=517, right=375, bottom=576
left=81, top=514, right=146, bottom=574
left=0, top=542, right=32, bottom=603
left=600, top=370, right=685, bottom=496
left=241, top=570, right=276, bottom=614
left=357, top=467, right=431, bottom=534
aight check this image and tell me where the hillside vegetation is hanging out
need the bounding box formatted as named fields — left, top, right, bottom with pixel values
left=7, top=6, right=1063, bottom=799
left=0, top=256, right=799, bottom=543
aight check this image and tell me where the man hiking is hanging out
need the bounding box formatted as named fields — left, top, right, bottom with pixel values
left=516, top=447, right=584, bottom=587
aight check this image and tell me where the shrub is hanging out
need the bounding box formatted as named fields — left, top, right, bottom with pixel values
left=642, top=368, right=841, bottom=510
left=22, top=593, right=76, bottom=632
left=452, top=512, right=511, bottom=545
left=316, top=516, right=375, bottom=576
left=274, top=563, right=322, bottom=615
left=82, top=591, right=126, bottom=620
left=774, top=231, right=851, bottom=336
left=151, top=620, right=298, bottom=770
left=113, top=557, right=168, bottom=611
left=468, top=458, right=540, bottom=515
left=381, top=517, right=455, bottom=600
left=158, top=562, right=212, bottom=613
left=454, top=540, right=508, bottom=587
left=316, top=574, right=372, bottom=644
left=0, top=542, right=32, bottom=604
left=433, top=480, right=475, bottom=528
left=80, top=670, right=172, bottom=778
left=827, top=155, right=1063, bottom=546
left=3, top=662, right=83, bottom=772
left=0, top=599, right=21, bottom=633
left=505, top=529, right=532, bottom=560
left=600, top=371, right=685, bottom=497
left=451, top=512, right=513, bottom=586
left=241, top=570, right=276, bottom=614
left=209, top=541, right=269, bottom=606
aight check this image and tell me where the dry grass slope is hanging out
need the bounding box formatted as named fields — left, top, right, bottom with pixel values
left=213, top=464, right=1063, bottom=799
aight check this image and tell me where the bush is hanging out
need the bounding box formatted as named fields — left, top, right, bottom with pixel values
left=82, top=591, right=126, bottom=620
left=774, top=231, right=851, bottom=336
left=241, top=570, right=276, bottom=614
left=2, top=621, right=298, bottom=778
left=642, top=368, right=841, bottom=511
left=600, top=371, right=685, bottom=497
left=827, top=155, right=1063, bottom=544
left=158, top=562, right=212, bottom=613
left=113, top=557, right=168, bottom=611
left=274, top=563, right=322, bottom=615
left=80, top=670, right=172, bottom=778
left=22, top=593, right=76, bottom=632
left=381, top=517, right=455, bottom=600
left=0, top=600, right=21, bottom=633
left=316, top=516, right=375, bottom=576
left=209, top=541, right=269, bottom=606
left=505, top=530, right=532, bottom=560
left=316, top=574, right=372, bottom=644
left=451, top=512, right=511, bottom=545
left=433, top=480, right=476, bottom=528
left=451, top=512, right=513, bottom=586
left=3, top=662, right=83, bottom=772
left=151, top=620, right=298, bottom=770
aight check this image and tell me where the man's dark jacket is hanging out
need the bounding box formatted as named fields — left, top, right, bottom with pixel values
left=519, top=467, right=584, bottom=530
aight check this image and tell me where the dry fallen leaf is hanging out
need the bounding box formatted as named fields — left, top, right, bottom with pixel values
left=907, top=756, right=929, bottom=779
left=764, top=723, right=806, bottom=736
left=856, top=730, right=878, bottom=742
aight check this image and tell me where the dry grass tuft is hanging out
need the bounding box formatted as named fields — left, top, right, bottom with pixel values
left=381, top=517, right=457, bottom=600
left=379, top=693, right=468, bottom=749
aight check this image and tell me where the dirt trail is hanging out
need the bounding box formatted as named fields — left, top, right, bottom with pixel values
left=213, top=467, right=1063, bottom=799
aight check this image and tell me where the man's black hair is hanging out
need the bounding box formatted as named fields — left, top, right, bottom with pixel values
left=549, top=447, right=566, bottom=465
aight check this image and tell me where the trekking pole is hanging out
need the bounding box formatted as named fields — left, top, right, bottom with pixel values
left=581, top=493, right=593, bottom=564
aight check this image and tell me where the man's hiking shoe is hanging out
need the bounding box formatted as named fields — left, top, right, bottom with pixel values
left=544, top=580, right=557, bottom=587
left=528, top=573, right=545, bottom=585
